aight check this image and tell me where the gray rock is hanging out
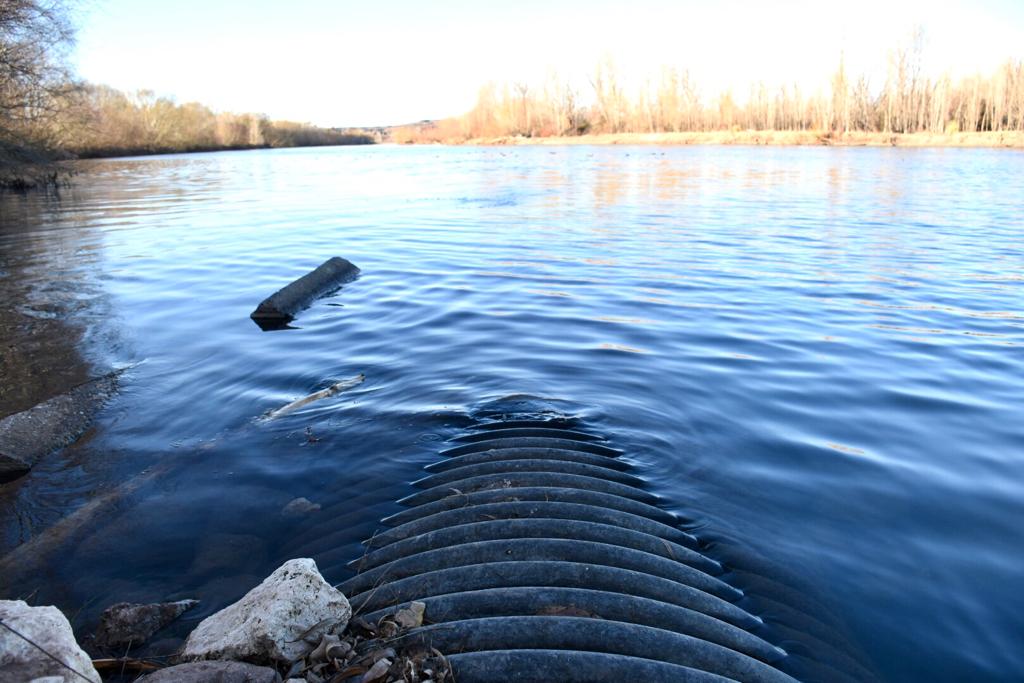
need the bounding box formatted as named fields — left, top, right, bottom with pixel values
left=0, top=600, right=101, bottom=683
left=281, top=497, right=321, bottom=518
left=0, top=370, right=120, bottom=483
left=139, top=661, right=281, bottom=682
left=94, top=599, right=199, bottom=650
left=181, top=558, right=350, bottom=663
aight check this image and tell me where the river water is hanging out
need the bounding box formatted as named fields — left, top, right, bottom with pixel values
left=0, top=145, right=1022, bottom=681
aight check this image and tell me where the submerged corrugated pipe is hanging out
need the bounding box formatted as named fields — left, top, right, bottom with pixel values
left=339, top=418, right=800, bottom=682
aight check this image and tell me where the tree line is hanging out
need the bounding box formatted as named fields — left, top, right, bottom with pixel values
left=58, top=84, right=375, bottom=158
left=395, top=41, right=1024, bottom=142
left=1, top=1, right=372, bottom=188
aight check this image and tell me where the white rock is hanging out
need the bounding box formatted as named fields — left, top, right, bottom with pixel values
left=94, top=598, right=199, bottom=649
left=0, top=600, right=101, bottom=683
left=181, top=558, right=350, bottom=663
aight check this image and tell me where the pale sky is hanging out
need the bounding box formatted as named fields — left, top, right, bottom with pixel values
left=73, top=0, right=1024, bottom=128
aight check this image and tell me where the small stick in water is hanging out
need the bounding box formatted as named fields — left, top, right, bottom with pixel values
left=262, top=374, right=365, bottom=421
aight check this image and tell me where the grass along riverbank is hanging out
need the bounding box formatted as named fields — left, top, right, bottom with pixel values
left=462, top=130, right=1024, bottom=147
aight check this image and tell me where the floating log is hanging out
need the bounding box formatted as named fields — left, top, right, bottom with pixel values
left=250, top=257, right=359, bottom=330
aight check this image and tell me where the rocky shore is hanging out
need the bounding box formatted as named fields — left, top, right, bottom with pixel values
left=1, top=558, right=450, bottom=682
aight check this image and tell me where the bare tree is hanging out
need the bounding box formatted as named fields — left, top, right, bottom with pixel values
left=590, top=58, right=626, bottom=133
left=830, top=53, right=850, bottom=133
left=1, top=0, right=77, bottom=154
left=512, top=81, right=531, bottom=136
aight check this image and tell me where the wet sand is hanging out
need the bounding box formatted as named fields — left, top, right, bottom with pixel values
left=0, top=305, right=93, bottom=420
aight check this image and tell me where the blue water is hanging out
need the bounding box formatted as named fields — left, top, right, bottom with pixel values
left=1, top=145, right=1022, bottom=680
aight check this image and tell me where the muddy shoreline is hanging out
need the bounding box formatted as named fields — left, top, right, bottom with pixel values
left=0, top=243, right=121, bottom=481
left=0, top=304, right=95, bottom=421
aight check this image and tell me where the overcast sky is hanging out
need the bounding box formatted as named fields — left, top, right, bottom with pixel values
left=73, top=0, right=1024, bottom=128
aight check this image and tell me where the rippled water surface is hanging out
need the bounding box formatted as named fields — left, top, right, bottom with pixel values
left=1, top=145, right=1022, bottom=681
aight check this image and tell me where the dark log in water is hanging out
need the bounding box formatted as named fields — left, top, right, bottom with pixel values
left=250, top=256, right=358, bottom=330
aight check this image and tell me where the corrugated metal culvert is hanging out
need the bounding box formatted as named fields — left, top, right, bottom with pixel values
left=340, top=411, right=801, bottom=682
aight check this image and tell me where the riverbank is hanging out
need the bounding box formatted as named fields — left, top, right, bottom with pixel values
left=462, top=130, right=1024, bottom=148
left=0, top=142, right=72, bottom=190
left=0, top=206, right=117, bottom=474
left=0, top=145, right=359, bottom=191
left=0, top=136, right=378, bottom=190
left=0, top=272, right=94, bottom=421
left=72, top=136, right=377, bottom=160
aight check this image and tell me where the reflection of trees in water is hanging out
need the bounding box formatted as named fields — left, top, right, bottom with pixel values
left=0, top=156, right=204, bottom=418
left=650, top=158, right=695, bottom=203
left=592, top=159, right=625, bottom=210
left=74, top=155, right=225, bottom=205
left=0, top=192, right=109, bottom=418
left=0, top=182, right=126, bottom=602
left=589, top=154, right=809, bottom=212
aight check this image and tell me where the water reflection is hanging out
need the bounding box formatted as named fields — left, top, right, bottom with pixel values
left=0, top=145, right=1022, bottom=681
left=0, top=194, right=107, bottom=416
